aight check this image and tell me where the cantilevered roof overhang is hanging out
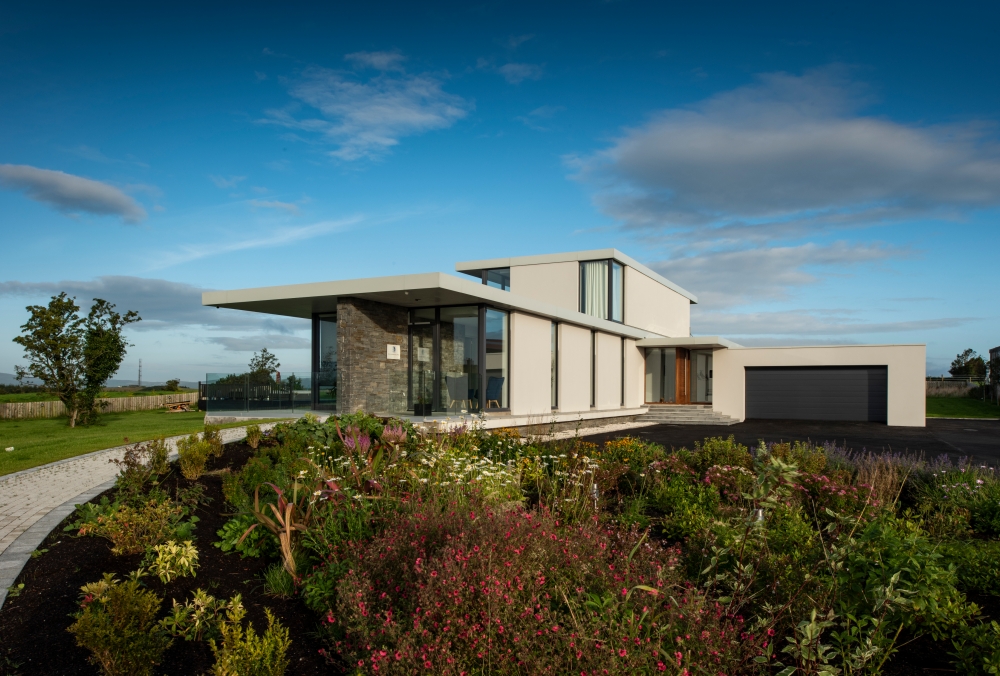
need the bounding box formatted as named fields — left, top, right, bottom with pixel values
left=202, top=272, right=662, bottom=339
left=636, top=336, right=743, bottom=349
left=455, top=248, right=699, bottom=304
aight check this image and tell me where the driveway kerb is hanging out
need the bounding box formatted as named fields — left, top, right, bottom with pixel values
left=0, top=421, right=282, bottom=610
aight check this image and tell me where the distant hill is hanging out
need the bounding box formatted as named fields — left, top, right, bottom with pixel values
left=0, top=372, right=42, bottom=386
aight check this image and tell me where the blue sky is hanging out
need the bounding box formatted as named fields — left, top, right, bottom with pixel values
left=1, top=0, right=999, bottom=382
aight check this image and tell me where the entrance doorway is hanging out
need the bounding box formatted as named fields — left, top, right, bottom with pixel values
left=644, top=348, right=712, bottom=404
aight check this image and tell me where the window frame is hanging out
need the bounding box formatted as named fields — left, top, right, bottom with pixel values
left=579, top=258, right=625, bottom=323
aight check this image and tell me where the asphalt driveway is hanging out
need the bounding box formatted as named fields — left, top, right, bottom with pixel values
left=583, top=418, right=1000, bottom=465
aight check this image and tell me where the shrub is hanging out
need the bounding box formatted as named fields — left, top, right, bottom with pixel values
left=178, top=434, right=211, bottom=480
left=204, top=424, right=224, bottom=458
left=79, top=498, right=191, bottom=555
left=209, top=603, right=290, bottom=676
left=147, top=540, right=199, bottom=583
left=689, top=435, right=752, bottom=473
left=110, top=437, right=168, bottom=498
left=215, top=513, right=273, bottom=558
left=941, top=539, right=1000, bottom=595
left=767, top=440, right=828, bottom=474
left=326, top=500, right=741, bottom=674
left=245, top=424, right=263, bottom=450
left=160, top=589, right=240, bottom=642
left=67, top=574, right=173, bottom=676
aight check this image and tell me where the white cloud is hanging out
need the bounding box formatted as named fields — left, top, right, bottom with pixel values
left=207, top=334, right=311, bottom=351
left=649, top=241, right=913, bottom=308
left=249, top=199, right=299, bottom=214
left=262, top=59, right=471, bottom=161
left=209, top=175, right=246, bottom=189
left=344, top=50, right=407, bottom=71
left=576, top=66, right=1000, bottom=230
left=517, top=104, right=564, bottom=131
left=0, top=164, right=147, bottom=223
left=497, top=62, right=543, bottom=84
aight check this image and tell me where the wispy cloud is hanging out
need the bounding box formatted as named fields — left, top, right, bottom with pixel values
left=249, top=199, right=300, bottom=214
left=209, top=175, right=246, bottom=189
left=67, top=145, right=149, bottom=167
left=344, top=50, right=407, bottom=71
left=262, top=56, right=471, bottom=161
left=517, top=104, right=564, bottom=131
left=497, top=62, right=543, bottom=84
left=207, top=334, right=311, bottom=351
left=0, top=164, right=147, bottom=223
left=504, top=34, right=534, bottom=50
left=150, top=215, right=364, bottom=269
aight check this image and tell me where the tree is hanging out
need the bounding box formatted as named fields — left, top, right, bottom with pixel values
left=165, top=378, right=181, bottom=392
left=949, top=349, right=987, bottom=379
left=248, top=348, right=280, bottom=383
left=13, top=293, right=140, bottom=427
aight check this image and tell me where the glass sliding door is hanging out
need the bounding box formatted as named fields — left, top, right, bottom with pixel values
left=644, top=347, right=676, bottom=403
left=485, top=308, right=508, bottom=409
left=440, top=306, right=480, bottom=413
left=409, top=309, right=436, bottom=415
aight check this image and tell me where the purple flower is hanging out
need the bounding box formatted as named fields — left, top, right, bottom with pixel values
left=382, top=423, right=407, bottom=445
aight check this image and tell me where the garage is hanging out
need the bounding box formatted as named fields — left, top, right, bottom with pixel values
left=745, top=366, right=888, bottom=422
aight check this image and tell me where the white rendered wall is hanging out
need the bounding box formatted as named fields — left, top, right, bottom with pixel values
left=624, top=338, right=644, bottom=408
left=624, top=266, right=691, bottom=337
left=509, top=262, right=579, bottom=313
left=712, top=345, right=926, bottom=427
left=509, top=312, right=553, bottom=416
left=595, top=332, right=623, bottom=410
left=557, top=323, right=592, bottom=413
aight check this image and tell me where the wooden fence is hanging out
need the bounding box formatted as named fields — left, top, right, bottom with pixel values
left=0, top=393, right=200, bottom=420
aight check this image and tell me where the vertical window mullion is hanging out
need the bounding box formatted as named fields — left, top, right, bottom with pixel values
left=620, top=337, right=625, bottom=406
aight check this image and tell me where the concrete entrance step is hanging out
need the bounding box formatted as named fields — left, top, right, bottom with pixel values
left=642, top=405, right=738, bottom=426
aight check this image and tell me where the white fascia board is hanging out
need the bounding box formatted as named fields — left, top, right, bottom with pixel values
left=637, top=336, right=743, bottom=349
left=202, top=272, right=657, bottom=339
left=455, top=248, right=698, bottom=304
left=728, top=343, right=926, bottom=350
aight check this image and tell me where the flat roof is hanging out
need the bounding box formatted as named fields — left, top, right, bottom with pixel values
left=637, top=336, right=743, bottom=349
left=202, top=272, right=661, bottom=339
left=454, top=248, right=698, bottom=304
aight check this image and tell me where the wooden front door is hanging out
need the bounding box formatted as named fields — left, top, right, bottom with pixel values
left=675, top=348, right=690, bottom=404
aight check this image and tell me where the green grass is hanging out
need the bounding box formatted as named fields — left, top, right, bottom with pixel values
left=926, top=396, right=1000, bottom=419
left=0, top=389, right=196, bottom=404
left=0, top=410, right=289, bottom=476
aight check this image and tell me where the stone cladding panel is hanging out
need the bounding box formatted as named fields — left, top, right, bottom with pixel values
left=336, top=297, right=409, bottom=413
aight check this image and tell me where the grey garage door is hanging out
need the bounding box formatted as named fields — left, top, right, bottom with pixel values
left=745, top=366, right=888, bottom=422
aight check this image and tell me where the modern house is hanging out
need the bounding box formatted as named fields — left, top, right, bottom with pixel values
left=202, top=249, right=926, bottom=427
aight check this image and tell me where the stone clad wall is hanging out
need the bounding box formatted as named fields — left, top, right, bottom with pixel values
left=336, top=297, right=409, bottom=414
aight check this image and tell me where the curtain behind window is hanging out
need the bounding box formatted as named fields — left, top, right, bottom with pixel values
left=581, top=260, right=608, bottom=318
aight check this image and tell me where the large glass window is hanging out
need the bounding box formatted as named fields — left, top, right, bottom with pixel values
left=440, top=306, right=480, bottom=413
left=485, top=268, right=511, bottom=291
left=691, top=350, right=713, bottom=403
left=580, top=259, right=624, bottom=322
left=485, top=308, right=509, bottom=409
left=644, top=347, right=677, bottom=403
left=314, top=313, right=337, bottom=409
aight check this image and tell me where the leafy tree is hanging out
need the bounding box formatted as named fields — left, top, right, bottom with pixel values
left=248, top=348, right=280, bottom=383
left=165, top=379, right=181, bottom=392
left=950, top=349, right=987, bottom=379
left=13, top=293, right=140, bottom=427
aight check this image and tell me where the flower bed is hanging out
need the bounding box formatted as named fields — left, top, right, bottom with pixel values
left=1, top=416, right=999, bottom=675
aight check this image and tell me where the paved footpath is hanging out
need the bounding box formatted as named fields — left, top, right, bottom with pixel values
left=0, top=423, right=281, bottom=609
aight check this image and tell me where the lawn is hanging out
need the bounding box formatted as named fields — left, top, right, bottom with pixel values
left=0, top=389, right=197, bottom=404
left=926, top=396, right=1000, bottom=418
left=0, top=409, right=288, bottom=475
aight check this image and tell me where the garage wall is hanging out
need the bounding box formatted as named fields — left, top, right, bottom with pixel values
left=623, top=266, right=691, bottom=337
left=713, top=345, right=926, bottom=427
left=509, top=312, right=552, bottom=416
left=595, top=332, right=623, bottom=410
left=557, top=323, right=592, bottom=414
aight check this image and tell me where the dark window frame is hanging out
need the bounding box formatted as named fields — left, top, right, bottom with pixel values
left=579, top=259, right=625, bottom=323
left=551, top=322, right=559, bottom=410
left=590, top=330, right=597, bottom=408
left=480, top=267, right=511, bottom=292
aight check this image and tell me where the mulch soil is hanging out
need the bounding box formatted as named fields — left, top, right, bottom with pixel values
left=0, top=442, right=332, bottom=675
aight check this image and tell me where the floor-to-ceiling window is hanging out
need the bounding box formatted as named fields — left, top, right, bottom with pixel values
left=691, top=350, right=713, bottom=403
left=440, top=306, right=480, bottom=413
left=407, top=305, right=509, bottom=414
left=580, top=259, right=624, bottom=322
left=312, top=312, right=337, bottom=409
left=485, top=308, right=509, bottom=409
left=644, top=347, right=677, bottom=403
